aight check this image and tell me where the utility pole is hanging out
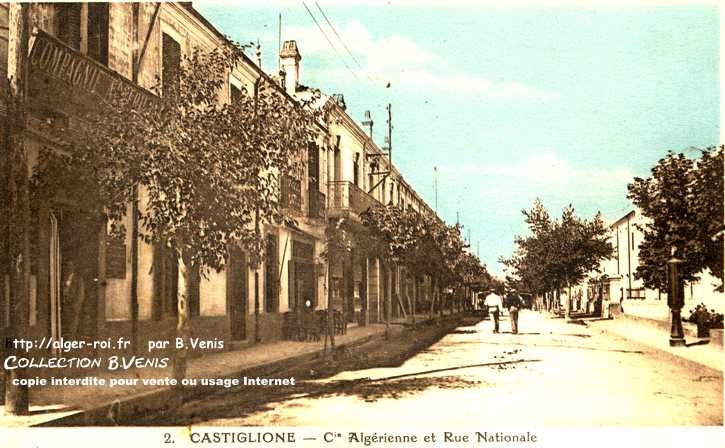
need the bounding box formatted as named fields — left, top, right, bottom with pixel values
left=3, top=2, right=31, bottom=415
left=434, top=166, right=438, bottom=213
left=386, top=103, right=392, bottom=163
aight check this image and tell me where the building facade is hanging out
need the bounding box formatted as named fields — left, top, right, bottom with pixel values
left=0, top=2, right=445, bottom=359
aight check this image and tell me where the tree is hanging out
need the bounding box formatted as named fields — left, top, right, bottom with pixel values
left=360, top=204, right=489, bottom=319
left=30, top=43, right=322, bottom=382
left=502, top=199, right=613, bottom=311
left=627, top=147, right=724, bottom=291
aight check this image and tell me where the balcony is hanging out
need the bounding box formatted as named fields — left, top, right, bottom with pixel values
left=309, top=186, right=326, bottom=220
left=281, top=175, right=302, bottom=214
left=328, top=181, right=378, bottom=219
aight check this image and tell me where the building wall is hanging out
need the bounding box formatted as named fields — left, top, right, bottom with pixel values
left=597, top=209, right=723, bottom=319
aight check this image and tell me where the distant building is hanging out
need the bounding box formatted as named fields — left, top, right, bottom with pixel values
left=580, top=209, right=723, bottom=320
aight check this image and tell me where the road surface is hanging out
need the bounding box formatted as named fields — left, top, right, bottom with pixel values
left=146, top=311, right=722, bottom=426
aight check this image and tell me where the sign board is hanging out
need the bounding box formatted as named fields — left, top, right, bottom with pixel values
left=105, top=239, right=126, bottom=279
left=28, top=31, right=158, bottom=118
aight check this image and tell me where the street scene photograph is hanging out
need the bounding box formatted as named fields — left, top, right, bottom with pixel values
left=0, top=0, right=723, bottom=444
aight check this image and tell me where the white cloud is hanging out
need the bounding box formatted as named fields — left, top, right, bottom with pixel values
left=285, top=21, right=558, bottom=102
left=441, top=151, right=633, bottom=192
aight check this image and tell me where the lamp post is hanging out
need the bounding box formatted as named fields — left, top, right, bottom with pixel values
left=667, top=252, right=686, bottom=347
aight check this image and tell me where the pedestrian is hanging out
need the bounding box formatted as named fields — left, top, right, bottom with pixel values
left=506, top=289, right=524, bottom=334
left=483, top=289, right=503, bottom=333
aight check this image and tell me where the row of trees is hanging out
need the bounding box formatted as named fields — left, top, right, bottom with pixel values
left=359, top=202, right=491, bottom=316
left=500, top=200, right=613, bottom=306
left=501, top=145, right=723, bottom=311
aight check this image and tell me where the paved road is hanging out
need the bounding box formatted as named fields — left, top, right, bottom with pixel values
left=151, top=311, right=722, bottom=426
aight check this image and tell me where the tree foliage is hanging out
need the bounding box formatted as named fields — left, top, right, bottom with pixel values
left=31, top=43, right=322, bottom=273
left=360, top=203, right=489, bottom=288
left=627, top=147, right=724, bottom=291
left=501, top=199, right=613, bottom=294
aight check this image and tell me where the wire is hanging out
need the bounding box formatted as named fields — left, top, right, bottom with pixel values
left=314, top=1, right=376, bottom=83
left=301, top=1, right=360, bottom=81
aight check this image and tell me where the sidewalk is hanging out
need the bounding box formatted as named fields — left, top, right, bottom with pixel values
left=582, top=315, right=723, bottom=372
left=1, top=315, right=451, bottom=427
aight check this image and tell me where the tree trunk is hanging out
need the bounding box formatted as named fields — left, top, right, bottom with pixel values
left=3, top=2, right=31, bottom=415
left=173, top=250, right=192, bottom=390
left=411, top=284, right=416, bottom=328
left=429, top=277, right=435, bottom=320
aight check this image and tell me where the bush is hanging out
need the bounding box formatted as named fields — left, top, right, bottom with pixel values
left=687, top=303, right=724, bottom=329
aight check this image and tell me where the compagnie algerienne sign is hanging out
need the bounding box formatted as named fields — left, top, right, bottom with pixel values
left=29, top=30, right=157, bottom=112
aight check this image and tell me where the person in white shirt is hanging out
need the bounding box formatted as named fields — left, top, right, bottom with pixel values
left=484, top=289, right=503, bottom=333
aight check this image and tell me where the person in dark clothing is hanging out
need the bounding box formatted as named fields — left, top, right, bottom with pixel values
left=506, top=290, right=524, bottom=334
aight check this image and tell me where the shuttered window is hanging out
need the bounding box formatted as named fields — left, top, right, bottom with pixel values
left=265, top=234, right=279, bottom=313
left=87, top=2, right=109, bottom=65
left=56, top=3, right=81, bottom=50
left=230, top=83, right=241, bottom=104
left=162, top=33, right=181, bottom=99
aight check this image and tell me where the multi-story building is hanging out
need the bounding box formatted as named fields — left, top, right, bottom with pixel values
left=0, top=3, right=445, bottom=355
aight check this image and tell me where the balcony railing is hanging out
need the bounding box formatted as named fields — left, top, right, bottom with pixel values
left=309, top=186, right=326, bottom=219
left=328, top=181, right=378, bottom=217
left=281, top=175, right=302, bottom=213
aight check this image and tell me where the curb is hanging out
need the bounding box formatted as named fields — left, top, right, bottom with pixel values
left=37, top=317, right=461, bottom=426
left=617, top=312, right=723, bottom=346
left=582, top=319, right=723, bottom=373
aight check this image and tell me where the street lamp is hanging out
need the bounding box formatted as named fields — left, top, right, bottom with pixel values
left=667, top=248, right=686, bottom=347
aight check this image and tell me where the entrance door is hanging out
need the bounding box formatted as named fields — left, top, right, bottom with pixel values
left=51, top=208, right=99, bottom=343
left=228, top=250, right=247, bottom=340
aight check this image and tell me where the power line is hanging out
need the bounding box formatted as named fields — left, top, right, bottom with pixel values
left=314, top=1, right=375, bottom=83
left=301, top=1, right=360, bottom=81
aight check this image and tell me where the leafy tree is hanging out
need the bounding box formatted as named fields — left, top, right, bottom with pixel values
left=502, top=199, right=613, bottom=304
left=628, top=147, right=724, bottom=291
left=31, top=43, right=322, bottom=379
left=360, top=204, right=489, bottom=317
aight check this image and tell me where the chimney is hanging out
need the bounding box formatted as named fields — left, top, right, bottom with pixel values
left=362, top=110, right=373, bottom=138
left=279, top=40, right=301, bottom=95
left=331, top=94, right=346, bottom=111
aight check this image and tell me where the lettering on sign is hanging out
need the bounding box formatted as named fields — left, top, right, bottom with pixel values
left=28, top=31, right=158, bottom=114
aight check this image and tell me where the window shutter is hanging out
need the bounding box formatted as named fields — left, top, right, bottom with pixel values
left=230, top=84, right=241, bottom=103
left=288, top=260, right=296, bottom=311
left=87, top=2, right=109, bottom=65
left=162, top=33, right=181, bottom=99
left=57, top=3, right=81, bottom=50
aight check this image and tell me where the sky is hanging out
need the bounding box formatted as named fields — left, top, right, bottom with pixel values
left=195, top=0, right=720, bottom=277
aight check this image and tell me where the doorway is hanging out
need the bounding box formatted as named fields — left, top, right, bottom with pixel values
left=49, top=208, right=99, bottom=343
left=228, top=249, right=247, bottom=340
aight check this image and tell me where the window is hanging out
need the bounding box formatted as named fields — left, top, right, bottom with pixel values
left=87, top=2, right=109, bottom=65
left=152, top=244, right=178, bottom=320
left=353, top=153, right=360, bottom=187
left=162, top=33, right=181, bottom=99
left=230, top=83, right=241, bottom=104
left=56, top=3, right=82, bottom=50
left=631, top=233, right=635, bottom=250
left=265, top=233, right=279, bottom=313
left=307, top=143, right=319, bottom=189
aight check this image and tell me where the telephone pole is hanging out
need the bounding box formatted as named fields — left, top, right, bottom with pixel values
left=434, top=166, right=438, bottom=213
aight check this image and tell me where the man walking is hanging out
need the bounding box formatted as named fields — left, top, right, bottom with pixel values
left=507, top=289, right=523, bottom=334
left=484, top=289, right=503, bottom=333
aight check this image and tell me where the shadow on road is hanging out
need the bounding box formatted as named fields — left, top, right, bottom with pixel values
left=131, top=318, right=488, bottom=425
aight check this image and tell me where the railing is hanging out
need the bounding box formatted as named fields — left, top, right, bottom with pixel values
left=281, top=175, right=302, bottom=213
left=328, top=181, right=378, bottom=216
left=309, top=186, right=326, bottom=219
